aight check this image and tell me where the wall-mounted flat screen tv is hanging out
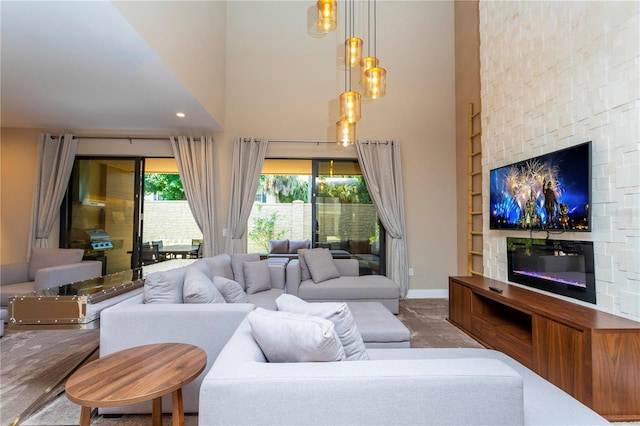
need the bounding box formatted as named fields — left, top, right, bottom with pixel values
left=490, top=141, right=591, bottom=231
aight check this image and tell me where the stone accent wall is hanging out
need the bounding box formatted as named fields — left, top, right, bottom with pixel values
left=480, top=1, right=640, bottom=319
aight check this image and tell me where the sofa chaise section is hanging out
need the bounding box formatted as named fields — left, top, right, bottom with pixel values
left=286, top=257, right=400, bottom=314
left=0, top=248, right=102, bottom=307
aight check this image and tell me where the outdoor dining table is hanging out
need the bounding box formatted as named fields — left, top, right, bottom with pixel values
left=159, top=244, right=199, bottom=259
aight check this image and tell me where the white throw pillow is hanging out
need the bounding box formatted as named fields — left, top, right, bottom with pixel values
left=212, top=276, right=249, bottom=303
left=231, top=253, right=260, bottom=290
left=276, top=294, right=369, bottom=360
left=183, top=268, right=226, bottom=304
left=247, top=308, right=346, bottom=363
left=243, top=260, right=272, bottom=294
left=303, top=248, right=340, bottom=283
left=143, top=267, right=187, bottom=304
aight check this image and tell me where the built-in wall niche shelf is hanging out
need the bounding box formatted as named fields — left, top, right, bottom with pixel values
left=449, top=275, right=640, bottom=422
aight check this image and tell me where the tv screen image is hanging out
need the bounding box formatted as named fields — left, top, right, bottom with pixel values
left=489, top=142, right=591, bottom=231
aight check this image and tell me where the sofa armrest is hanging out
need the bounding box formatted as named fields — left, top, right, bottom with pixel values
left=99, top=301, right=254, bottom=414
left=334, top=258, right=359, bottom=276
left=285, top=259, right=301, bottom=295
left=34, top=260, right=102, bottom=292
left=0, top=263, right=29, bottom=286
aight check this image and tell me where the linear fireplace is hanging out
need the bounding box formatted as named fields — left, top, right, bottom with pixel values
left=506, top=237, right=596, bottom=304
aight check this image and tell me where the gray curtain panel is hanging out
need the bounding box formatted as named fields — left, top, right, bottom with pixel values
left=355, top=140, right=409, bottom=297
left=170, top=136, right=216, bottom=257
left=31, top=133, right=78, bottom=251
left=226, top=137, right=268, bottom=254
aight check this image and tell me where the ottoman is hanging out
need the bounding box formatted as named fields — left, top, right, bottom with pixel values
left=347, top=302, right=410, bottom=348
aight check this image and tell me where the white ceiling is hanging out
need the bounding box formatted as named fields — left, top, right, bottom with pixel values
left=0, top=1, right=222, bottom=133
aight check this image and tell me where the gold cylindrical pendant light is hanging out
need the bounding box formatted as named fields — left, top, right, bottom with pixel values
left=360, top=56, right=379, bottom=86
left=316, top=0, right=337, bottom=32
left=364, top=66, right=386, bottom=99
left=339, top=91, right=361, bottom=123
left=336, top=118, right=356, bottom=147
left=345, top=37, right=363, bottom=67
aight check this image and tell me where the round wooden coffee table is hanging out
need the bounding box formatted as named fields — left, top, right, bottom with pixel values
left=65, top=343, right=206, bottom=426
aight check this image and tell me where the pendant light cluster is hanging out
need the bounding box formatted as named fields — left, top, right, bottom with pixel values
left=315, top=0, right=386, bottom=147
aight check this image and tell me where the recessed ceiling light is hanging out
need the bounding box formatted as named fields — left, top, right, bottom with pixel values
left=176, top=112, right=186, bottom=118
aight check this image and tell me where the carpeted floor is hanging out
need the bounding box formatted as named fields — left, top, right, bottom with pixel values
left=5, top=299, right=481, bottom=426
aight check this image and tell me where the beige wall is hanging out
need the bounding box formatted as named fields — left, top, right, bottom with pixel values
left=218, top=1, right=457, bottom=295
left=0, top=2, right=458, bottom=296
left=113, top=1, right=227, bottom=130
left=0, top=128, right=41, bottom=264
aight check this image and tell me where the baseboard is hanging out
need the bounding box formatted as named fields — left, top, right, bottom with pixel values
left=405, top=289, right=449, bottom=299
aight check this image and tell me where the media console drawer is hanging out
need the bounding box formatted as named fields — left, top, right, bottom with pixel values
left=448, top=275, right=640, bottom=422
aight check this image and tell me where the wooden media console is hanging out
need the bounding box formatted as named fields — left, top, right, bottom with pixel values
left=449, top=275, right=640, bottom=422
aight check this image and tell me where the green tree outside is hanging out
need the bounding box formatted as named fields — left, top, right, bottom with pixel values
left=144, top=174, right=186, bottom=200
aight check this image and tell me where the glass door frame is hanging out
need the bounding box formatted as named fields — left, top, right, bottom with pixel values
left=59, top=156, right=145, bottom=272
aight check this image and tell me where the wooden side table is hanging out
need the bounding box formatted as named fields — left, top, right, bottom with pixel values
left=66, top=343, right=206, bottom=426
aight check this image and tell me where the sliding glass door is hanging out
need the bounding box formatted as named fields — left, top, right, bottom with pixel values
left=61, top=158, right=142, bottom=275
left=247, top=158, right=384, bottom=275
left=314, top=160, right=382, bottom=275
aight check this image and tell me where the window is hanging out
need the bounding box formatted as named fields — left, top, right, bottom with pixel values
left=247, top=159, right=384, bottom=275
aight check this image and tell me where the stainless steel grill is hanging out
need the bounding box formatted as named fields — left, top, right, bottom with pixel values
left=69, top=228, right=113, bottom=255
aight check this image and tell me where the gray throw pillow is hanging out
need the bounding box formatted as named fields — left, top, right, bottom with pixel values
left=303, top=248, right=340, bottom=283
left=288, top=239, right=310, bottom=253
left=231, top=253, right=260, bottom=290
left=297, top=249, right=312, bottom=281
left=143, top=267, right=187, bottom=304
left=247, top=308, right=346, bottom=363
left=244, top=260, right=272, bottom=294
left=213, top=276, right=249, bottom=303
left=276, top=294, right=369, bottom=360
left=183, top=268, right=226, bottom=304
left=269, top=240, right=289, bottom=254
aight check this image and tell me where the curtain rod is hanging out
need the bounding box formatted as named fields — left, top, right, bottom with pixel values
left=268, top=139, right=338, bottom=144
left=50, top=135, right=170, bottom=141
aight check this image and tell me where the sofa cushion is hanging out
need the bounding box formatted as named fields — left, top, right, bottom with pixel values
left=299, top=275, right=400, bottom=301
left=183, top=268, right=226, bottom=304
left=143, top=267, right=187, bottom=304
left=247, top=308, right=346, bottom=363
left=213, top=276, right=249, bottom=303
left=288, top=239, right=310, bottom=253
left=297, top=250, right=312, bottom=281
left=303, top=248, right=340, bottom=283
left=231, top=253, right=260, bottom=290
left=276, top=294, right=369, bottom=360
left=29, top=248, right=84, bottom=281
left=244, top=260, right=271, bottom=295
left=269, top=240, right=289, bottom=254
left=203, top=254, right=234, bottom=281
left=247, top=288, right=284, bottom=311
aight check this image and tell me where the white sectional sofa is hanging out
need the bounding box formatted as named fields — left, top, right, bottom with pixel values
left=199, top=317, right=610, bottom=426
